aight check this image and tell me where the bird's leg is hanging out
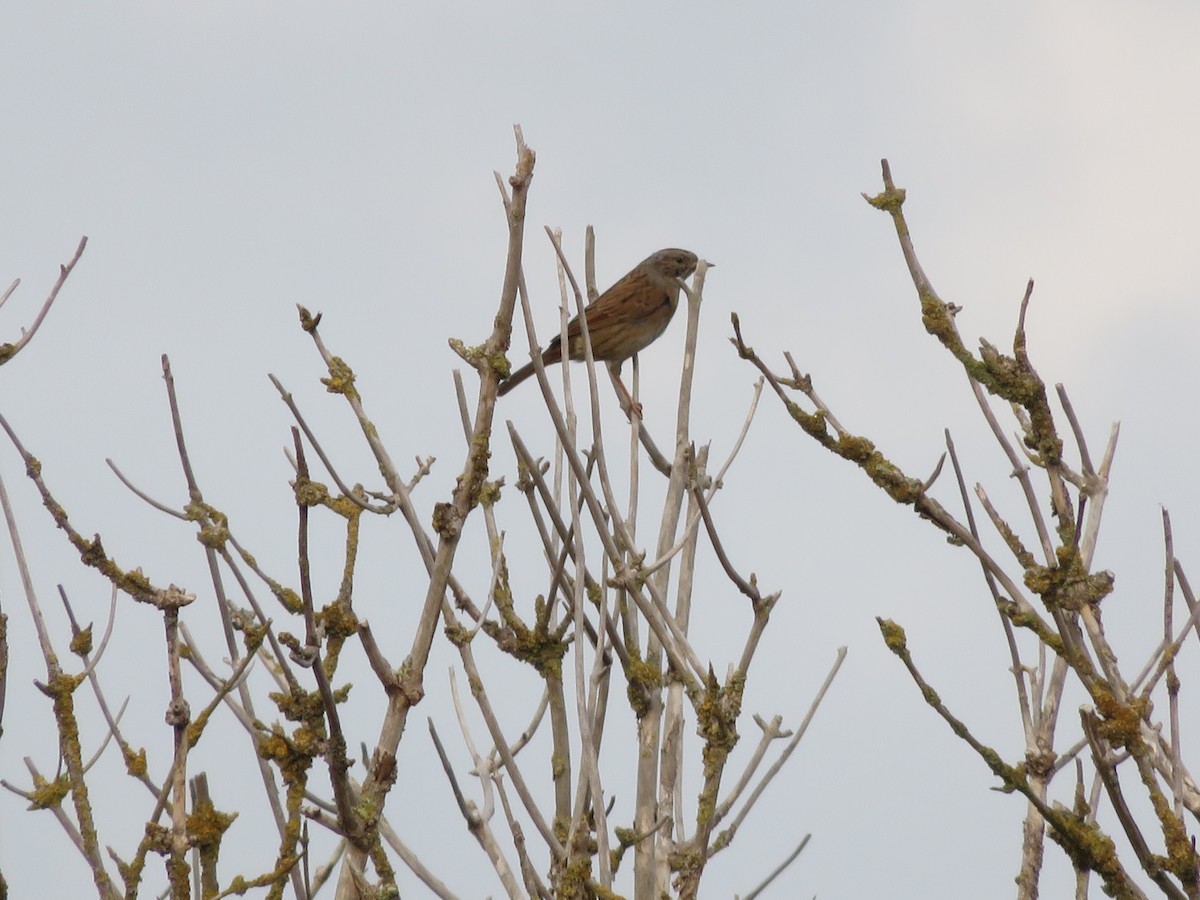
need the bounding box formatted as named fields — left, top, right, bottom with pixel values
left=607, top=361, right=644, bottom=419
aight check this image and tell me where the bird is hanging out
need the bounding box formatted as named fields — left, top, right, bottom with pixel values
left=499, top=248, right=699, bottom=413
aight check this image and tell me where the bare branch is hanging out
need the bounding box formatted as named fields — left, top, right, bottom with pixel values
left=0, top=236, right=87, bottom=366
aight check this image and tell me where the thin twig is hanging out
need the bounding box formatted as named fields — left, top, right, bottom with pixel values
left=0, top=236, right=87, bottom=364
left=740, top=833, right=811, bottom=900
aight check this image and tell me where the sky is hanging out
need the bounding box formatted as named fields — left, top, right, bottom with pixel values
left=2, top=2, right=1199, bottom=897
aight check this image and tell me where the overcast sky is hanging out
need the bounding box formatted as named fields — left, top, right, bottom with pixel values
left=3, top=3, right=1199, bottom=898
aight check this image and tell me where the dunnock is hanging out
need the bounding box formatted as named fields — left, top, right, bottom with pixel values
left=500, top=248, right=699, bottom=410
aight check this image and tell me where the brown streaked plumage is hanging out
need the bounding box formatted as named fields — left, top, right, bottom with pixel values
left=500, top=248, right=699, bottom=408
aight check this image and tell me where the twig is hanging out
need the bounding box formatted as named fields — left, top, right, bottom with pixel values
left=268, top=373, right=394, bottom=514
left=1081, top=713, right=1178, bottom=900
left=0, top=236, right=87, bottom=365
left=943, top=432, right=1032, bottom=737
left=292, top=432, right=360, bottom=843
left=740, top=833, right=811, bottom=900
left=1161, top=510, right=1186, bottom=822
left=336, top=129, right=537, bottom=894
left=105, top=459, right=189, bottom=519
left=689, top=483, right=761, bottom=606
left=712, top=648, right=846, bottom=844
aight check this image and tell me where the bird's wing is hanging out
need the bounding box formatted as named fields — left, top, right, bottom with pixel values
left=573, top=275, right=672, bottom=337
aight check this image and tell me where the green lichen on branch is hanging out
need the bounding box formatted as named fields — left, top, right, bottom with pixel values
left=480, top=574, right=568, bottom=680
left=271, top=681, right=350, bottom=726
left=297, top=305, right=321, bottom=333
left=843, top=436, right=926, bottom=505
left=552, top=856, right=596, bottom=899
left=19, top=448, right=193, bottom=610
left=1023, top=545, right=1114, bottom=613
left=223, top=853, right=306, bottom=898
left=1043, top=809, right=1138, bottom=897
left=783, top=400, right=829, bottom=443
left=26, top=772, right=70, bottom=810
left=69, top=624, right=93, bottom=656
left=432, top=432, right=493, bottom=539
left=460, top=430, right=493, bottom=511
left=317, top=599, right=361, bottom=670
left=669, top=845, right=704, bottom=895
left=694, top=669, right=744, bottom=829
left=186, top=796, right=236, bottom=870
left=864, top=185, right=907, bottom=216
left=78, top=534, right=182, bottom=608
left=1153, top=779, right=1200, bottom=888
left=123, top=745, right=148, bottom=777
left=624, top=650, right=663, bottom=719
left=449, top=338, right=504, bottom=378
left=257, top=727, right=317, bottom=789
left=321, top=356, right=358, bottom=399
left=696, top=673, right=743, bottom=763
left=430, top=501, right=459, bottom=539
left=185, top=500, right=229, bottom=550
left=487, top=349, right=512, bottom=379
left=978, top=339, right=1063, bottom=466
left=292, top=476, right=330, bottom=508
left=485, top=619, right=566, bottom=679
left=997, top=598, right=1065, bottom=654
left=877, top=617, right=907, bottom=653
left=478, top=477, right=503, bottom=507
left=1091, top=690, right=1149, bottom=752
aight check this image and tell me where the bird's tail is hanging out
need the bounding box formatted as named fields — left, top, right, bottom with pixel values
left=497, top=361, right=537, bottom=396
